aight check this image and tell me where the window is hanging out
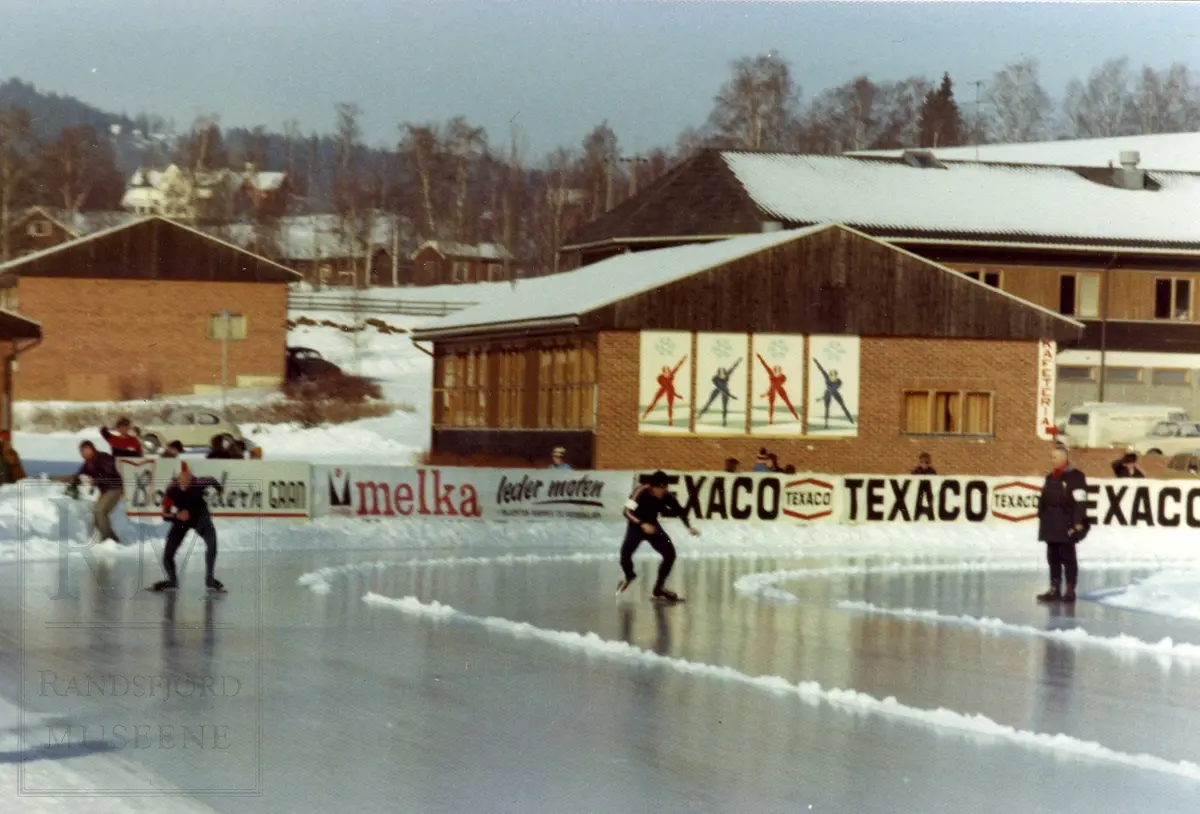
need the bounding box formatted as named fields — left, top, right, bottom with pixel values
left=902, top=390, right=993, bottom=436
left=1059, top=272, right=1099, bottom=317
left=1105, top=367, right=1143, bottom=384
left=26, top=220, right=51, bottom=238
left=452, top=261, right=467, bottom=283
left=1058, top=366, right=1095, bottom=381
left=209, top=313, right=247, bottom=340
left=1152, top=368, right=1192, bottom=386
left=963, top=270, right=1001, bottom=288
left=0, top=289, right=17, bottom=312
left=487, top=263, right=502, bottom=282
left=434, top=339, right=596, bottom=430
left=1154, top=277, right=1192, bottom=320
left=197, top=412, right=220, bottom=425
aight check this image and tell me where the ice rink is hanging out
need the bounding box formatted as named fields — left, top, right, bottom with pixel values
left=2, top=517, right=1200, bottom=813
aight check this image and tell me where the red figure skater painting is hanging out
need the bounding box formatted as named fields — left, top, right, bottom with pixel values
left=643, top=356, right=688, bottom=426
left=756, top=354, right=800, bottom=424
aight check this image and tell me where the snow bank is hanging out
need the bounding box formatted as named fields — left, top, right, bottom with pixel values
left=1094, top=570, right=1200, bottom=622
left=838, top=600, right=1200, bottom=662
left=367, top=593, right=1200, bottom=782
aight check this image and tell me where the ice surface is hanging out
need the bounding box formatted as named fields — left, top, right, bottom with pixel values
left=1, top=487, right=1200, bottom=810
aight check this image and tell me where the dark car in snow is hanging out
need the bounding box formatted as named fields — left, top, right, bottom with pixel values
left=285, top=347, right=343, bottom=381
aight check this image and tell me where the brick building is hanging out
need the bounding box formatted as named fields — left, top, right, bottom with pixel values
left=411, top=224, right=1082, bottom=474
left=0, top=216, right=299, bottom=401
left=562, top=148, right=1200, bottom=420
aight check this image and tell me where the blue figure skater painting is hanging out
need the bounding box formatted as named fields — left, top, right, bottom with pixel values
left=698, top=358, right=742, bottom=427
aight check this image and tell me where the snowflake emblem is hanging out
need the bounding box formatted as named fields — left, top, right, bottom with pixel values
left=655, top=336, right=676, bottom=356
left=712, top=338, right=734, bottom=359
left=767, top=339, right=788, bottom=359
left=822, top=341, right=846, bottom=363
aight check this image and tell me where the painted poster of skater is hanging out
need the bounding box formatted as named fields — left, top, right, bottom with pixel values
left=638, top=331, right=692, bottom=434
left=694, top=333, right=748, bottom=435
left=749, top=334, right=804, bottom=436
left=806, top=335, right=860, bottom=437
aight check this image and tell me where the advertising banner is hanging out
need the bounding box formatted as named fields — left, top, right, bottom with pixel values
left=633, top=470, right=839, bottom=525
left=638, top=331, right=693, bottom=434
left=749, top=334, right=805, bottom=437
left=311, top=465, right=636, bottom=522
left=119, top=458, right=311, bottom=518
left=1036, top=338, right=1058, bottom=439
left=695, top=333, right=749, bottom=435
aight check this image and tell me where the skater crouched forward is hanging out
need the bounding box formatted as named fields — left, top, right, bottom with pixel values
left=151, top=462, right=225, bottom=593
left=617, top=470, right=699, bottom=603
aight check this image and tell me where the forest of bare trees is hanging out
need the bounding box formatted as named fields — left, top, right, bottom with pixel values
left=1, top=52, right=1198, bottom=271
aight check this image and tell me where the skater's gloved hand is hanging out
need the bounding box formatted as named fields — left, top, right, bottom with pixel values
left=641, top=523, right=656, bottom=535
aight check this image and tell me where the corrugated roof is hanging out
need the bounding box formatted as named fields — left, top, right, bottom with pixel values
left=847, top=132, right=1200, bottom=172
left=417, top=241, right=512, bottom=261
left=723, top=152, right=1200, bottom=246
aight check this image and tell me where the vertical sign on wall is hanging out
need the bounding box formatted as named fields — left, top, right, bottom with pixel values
left=694, top=333, right=749, bottom=435
left=806, top=335, right=860, bottom=437
left=1037, top=338, right=1057, bottom=439
left=638, top=331, right=692, bottom=434
left=749, top=334, right=805, bottom=436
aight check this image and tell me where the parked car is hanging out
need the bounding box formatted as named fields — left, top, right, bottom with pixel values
left=1129, top=421, right=1200, bottom=456
left=1057, top=403, right=1189, bottom=449
left=286, top=346, right=343, bottom=381
left=1160, top=451, right=1200, bottom=478
left=139, top=408, right=245, bottom=454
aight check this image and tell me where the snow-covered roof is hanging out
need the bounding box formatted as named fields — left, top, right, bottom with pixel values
left=847, top=132, right=1200, bottom=173
left=721, top=152, right=1200, bottom=246
left=416, top=241, right=512, bottom=261
left=414, top=226, right=829, bottom=336
left=220, top=214, right=412, bottom=261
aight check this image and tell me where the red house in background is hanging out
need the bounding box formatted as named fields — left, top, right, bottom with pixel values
left=411, top=241, right=513, bottom=286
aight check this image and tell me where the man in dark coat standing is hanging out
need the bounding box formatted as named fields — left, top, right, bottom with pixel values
left=1036, top=444, right=1089, bottom=603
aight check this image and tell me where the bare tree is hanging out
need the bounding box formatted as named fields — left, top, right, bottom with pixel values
left=445, top=117, right=487, bottom=241
left=580, top=122, right=620, bottom=218
left=331, top=103, right=370, bottom=286
left=706, top=51, right=802, bottom=150
left=400, top=123, right=442, bottom=239
left=1130, top=63, right=1200, bottom=134
left=985, top=58, right=1052, bottom=143
left=37, top=123, right=122, bottom=215
left=0, top=108, right=37, bottom=261
left=1063, top=58, right=1135, bottom=138
left=501, top=122, right=528, bottom=284
left=540, top=148, right=574, bottom=275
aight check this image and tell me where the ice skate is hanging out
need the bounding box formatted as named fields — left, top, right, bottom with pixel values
left=652, top=589, right=684, bottom=604
left=205, top=576, right=226, bottom=594
left=616, top=575, right=636, bottom=595
left=1036, top=585, right=1062, bottom=603
left=148, top=579, right=178, bottom=593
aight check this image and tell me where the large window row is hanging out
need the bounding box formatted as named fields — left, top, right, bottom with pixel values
left=434, top=339, right=597, bottom=429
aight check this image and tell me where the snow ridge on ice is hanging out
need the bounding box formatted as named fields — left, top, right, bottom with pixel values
left=839, top=600, right=1200, bottom=662
left=366, top=593, right=1200, bottom=782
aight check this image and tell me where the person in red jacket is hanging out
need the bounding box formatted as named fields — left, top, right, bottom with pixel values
left=100, top=418, right=143, bottom=458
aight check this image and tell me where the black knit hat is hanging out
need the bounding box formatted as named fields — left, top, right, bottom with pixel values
left=649, top=470, right=670, bottom=487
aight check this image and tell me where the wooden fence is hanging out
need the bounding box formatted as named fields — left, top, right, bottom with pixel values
left=288, top=293, right=477, bottom=317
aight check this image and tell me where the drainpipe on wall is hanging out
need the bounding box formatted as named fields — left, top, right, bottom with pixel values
left=1097, top=252, right=1118, bottom=403
left=4, top=337, right=42, bottom=432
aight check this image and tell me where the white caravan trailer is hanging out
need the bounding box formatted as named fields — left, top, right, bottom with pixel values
left=1058, top=403, right=1190, bottom=449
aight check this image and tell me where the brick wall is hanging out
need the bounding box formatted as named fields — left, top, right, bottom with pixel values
left=15, top=278, right=288, bottom=401
left=595, top=332, right=1064, bottom=476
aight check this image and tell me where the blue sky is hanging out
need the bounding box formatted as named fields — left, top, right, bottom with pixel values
left=2, top=1, right=1198, bottom=156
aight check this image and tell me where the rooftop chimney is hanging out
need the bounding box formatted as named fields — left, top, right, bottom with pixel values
left=1114, top=150, right=1145, bottom=190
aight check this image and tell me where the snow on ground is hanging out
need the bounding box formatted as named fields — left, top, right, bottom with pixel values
left=1094, top=570, right=1200, bottom=621
left=14, top=307, right=437, bottom=468
left=291, top=281, right=505, bottom=303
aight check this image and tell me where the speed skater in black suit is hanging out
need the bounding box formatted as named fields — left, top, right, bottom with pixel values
left=616, top=470, right=699, bottom=603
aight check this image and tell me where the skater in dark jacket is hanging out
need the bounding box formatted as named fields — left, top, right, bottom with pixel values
left=616, top=470, right=699, bottom=603
left=69, top=442, right=125, bottom=543
left=911, top=452, right=937, bottom=476
left=150, top=462, right=225, bottom=592
left=1111, top=452, right=1144, bottom=478
left=1036, top=444, right=1089, bottom=604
